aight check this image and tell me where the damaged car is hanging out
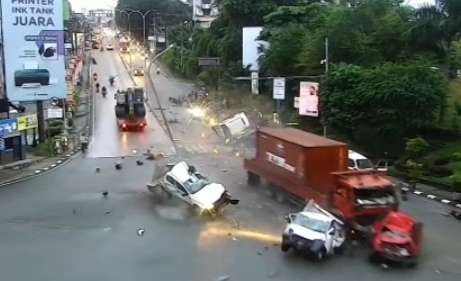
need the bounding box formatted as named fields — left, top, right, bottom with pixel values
left=147, top=161, right=239, bottom=216
left=281, top=200, right=346, bottom=260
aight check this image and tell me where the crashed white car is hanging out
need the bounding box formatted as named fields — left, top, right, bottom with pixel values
left=148, top=162, right=239, bottom=215
left=281, top=200, right=346, bottom=260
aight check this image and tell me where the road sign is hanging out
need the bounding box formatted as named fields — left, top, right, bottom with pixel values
left=251, top=72, right=259, bottom=95
left=273, top=78, right=286, bottom=100
left=198, top=57, right=222, bottom=67
left=0, top=118, right=18, bottom=138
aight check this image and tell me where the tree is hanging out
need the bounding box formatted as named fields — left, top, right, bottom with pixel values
left=408, top=0, right=461, bottom=60
left=323, top=62, right=446, bottom=154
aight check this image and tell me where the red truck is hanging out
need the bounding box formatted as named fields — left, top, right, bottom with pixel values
left=244, top=128, right=422, bottom=263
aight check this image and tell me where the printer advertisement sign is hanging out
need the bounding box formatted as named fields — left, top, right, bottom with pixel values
left=1, top=0, right=65, bottom=101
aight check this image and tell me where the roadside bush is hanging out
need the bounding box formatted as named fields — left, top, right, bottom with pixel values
left=48, top=120, right=63, bottom=138
left=450, top=173, right=461, bottom=189
left=452, top=152, right=461, bottom=161
left=433, top=155, right=451, bottom=166
left=428, top=165, right=453, bottom=177
left=405, top=137, right=430, bottom=160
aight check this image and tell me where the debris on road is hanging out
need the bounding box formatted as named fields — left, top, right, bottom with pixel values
left=102, top=190, right=109, bottom=197
left=136, top=160, right=144, bottom=166
left=216, top=275, right=230, bottom=281
left=95, top=167, right=101, bottom=173
left=380, top=263, right=389, bottom=270
left=115, top=161, right=122, bottom=170
left=137, top=228, right=145, bottom=236
left=105, top=210, right=111, bottom=214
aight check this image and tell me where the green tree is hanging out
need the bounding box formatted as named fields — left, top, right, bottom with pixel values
left=323, top=62, right=446, bottom=154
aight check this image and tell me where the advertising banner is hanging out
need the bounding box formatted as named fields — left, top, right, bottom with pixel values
left=17, top=114, right=38, bottom=131
left=1, top=0, right=65, bottom=102
left=299, top=82, right=320, bottom=117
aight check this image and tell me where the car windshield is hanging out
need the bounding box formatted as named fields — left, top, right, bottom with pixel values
left=294, top=214, right=331, bottom=233
left=183, top=174, right=210, bottom=194
left=357, top=159, right=374, bottom=169
left=355, top=189, right=396, bottom=207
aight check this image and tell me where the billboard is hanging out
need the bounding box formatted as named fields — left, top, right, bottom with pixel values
left=242, top=27, right=268, bottom=71
left=1, top=0, right=65, bottom=102
left=17, top=114, right=38, bottom=131
left=299, top=82, right=320, bottom=117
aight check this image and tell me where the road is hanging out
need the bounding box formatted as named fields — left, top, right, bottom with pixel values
left=0, top=40, right=460, bottom=281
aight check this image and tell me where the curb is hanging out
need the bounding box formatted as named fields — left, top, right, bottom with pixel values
left=401, top=186, right=461, bottom=210
left=0, top=148, right=82, bottom=187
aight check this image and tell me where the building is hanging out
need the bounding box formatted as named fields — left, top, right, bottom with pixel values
left=192, top=0, right=218, bottom=28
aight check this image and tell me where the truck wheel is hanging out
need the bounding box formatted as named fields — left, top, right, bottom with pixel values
left=247, top=171, right=260, bottom=186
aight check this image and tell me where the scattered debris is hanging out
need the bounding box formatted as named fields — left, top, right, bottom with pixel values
left=380, top=263, right=389, bottom=269
left=115, top=162, right=122, bottom=170
left=95, top=167, right=101, bottom=173
left=137, top=228, right=145, bottom=236
left=34, top=170, right=41, bottom=174
left=257, top=252, right=263, bottom=256
left=102, top=190, right=109, bottom=197
left=267, top=271, right=279, bottom=278
left=136, top=160, right=144, bottom=166
left=435, top=269, right=441, bottom=274
left=221, top=169, right=228, bottom=173
left=72, top=209, right=77, bottom=215
left=216, top=275, right=230, bottom=281
left=105, top=210, right=111, bottom=215
left=132, top=149, right=137, bottom=154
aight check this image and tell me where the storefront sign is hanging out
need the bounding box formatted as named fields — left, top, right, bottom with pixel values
left=18, top=114, right=38, bottom=131
left=47, top=108, right=63, bottom=119
left=0, top=118, right=18, bottom=138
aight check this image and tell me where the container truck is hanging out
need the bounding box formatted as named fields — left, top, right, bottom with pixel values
left=114, top=88, right=147, bottom=131
left=244, top=128, right=422, bottom=263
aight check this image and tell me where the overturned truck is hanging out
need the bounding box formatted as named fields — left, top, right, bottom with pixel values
left=115, top=87, right=147, bottom=131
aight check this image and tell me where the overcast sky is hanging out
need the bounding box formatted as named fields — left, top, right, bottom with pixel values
left=69, top=0, right=435, bottom=13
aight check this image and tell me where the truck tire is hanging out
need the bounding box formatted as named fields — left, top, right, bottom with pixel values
left=247, top=171, right=260, bottom=186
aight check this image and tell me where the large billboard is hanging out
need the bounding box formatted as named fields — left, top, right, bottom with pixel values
left=299, top=82, right=320, bottom=117
left=242, top=27, right=269, bottom=72
left=1, top=0, right=65, bottom=102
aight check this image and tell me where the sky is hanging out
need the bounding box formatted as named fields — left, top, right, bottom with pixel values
left=69, top=0, right=435, bottom=13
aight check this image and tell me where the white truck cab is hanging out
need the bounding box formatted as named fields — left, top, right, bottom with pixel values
left=281, top=200, right=346, bottom=260
left=348, top=150, right=374, bottom=171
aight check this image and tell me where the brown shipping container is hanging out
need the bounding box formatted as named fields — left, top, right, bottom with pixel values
left=254, top=128, right=348, bottom=198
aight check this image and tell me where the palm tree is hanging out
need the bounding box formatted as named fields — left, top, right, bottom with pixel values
left=409, top=0, right=461, bottom=57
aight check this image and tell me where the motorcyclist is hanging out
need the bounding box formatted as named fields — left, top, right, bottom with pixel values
left=102, top=86, right=107, bottom=97
left=80, top=134, right=89, bottom=153
left=109, top=76, right=115, bottom=86
left=95, top=82, right=100, bottom=93
left=93, top=72, right=98, bottom=81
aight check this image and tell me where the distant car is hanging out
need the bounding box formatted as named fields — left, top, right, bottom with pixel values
left=281, top=200, right=346, bottom=261
left=147, top=161, right=239, bottom=216
left=348, top=150, right=374, bottom=171
left=106, top=44, right=114, bottom=51
left=133, top=68, right=144, bottom=76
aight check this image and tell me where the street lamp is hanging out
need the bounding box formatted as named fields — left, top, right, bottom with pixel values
left=115, top=9, right=132, bottom=34
left=124, top=9, right=156, bottom=48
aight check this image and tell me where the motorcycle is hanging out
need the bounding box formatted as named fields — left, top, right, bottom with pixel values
left=95, top=83, right=100, bottom=93
left=93, top=73, right=98, bottom=81
left=109, top=77, right=115, bottom=87
left=102, top=86, right=107, bottom=98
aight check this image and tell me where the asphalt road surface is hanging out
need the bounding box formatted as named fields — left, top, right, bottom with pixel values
left=0, top=42, right=460, bottom=281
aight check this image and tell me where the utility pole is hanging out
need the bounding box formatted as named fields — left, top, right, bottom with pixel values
left=36, top=101, right=45, bottom=143
left=322, top=37, right=329, bottom=137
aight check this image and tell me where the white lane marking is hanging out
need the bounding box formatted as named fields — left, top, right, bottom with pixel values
left=441, top=199, right=451, bottom=204
left=413, top=191, right=423, bottom=195
left=427, top=194, right=436, bottom=199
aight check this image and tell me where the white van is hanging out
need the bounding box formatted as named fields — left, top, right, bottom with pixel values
left=219, top=112, right=250, bottom=140
left=348, top=150, right=374, bottom=171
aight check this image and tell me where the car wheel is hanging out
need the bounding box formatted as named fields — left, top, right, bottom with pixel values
left=281, top=242, right=290, bottom=252
left=315, top=248, right=326, bottom=261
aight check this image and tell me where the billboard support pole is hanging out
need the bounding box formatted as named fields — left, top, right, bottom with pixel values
left=36, top=101, right=45, bottom=144
left=322, top=37, right=329, bottom=137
